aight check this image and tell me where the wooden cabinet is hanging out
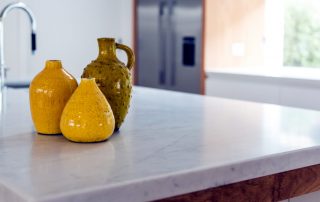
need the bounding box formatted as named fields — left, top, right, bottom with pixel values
left=159, top=164, right=320, bottom=202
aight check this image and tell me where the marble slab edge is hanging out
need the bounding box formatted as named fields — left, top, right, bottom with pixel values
left=0, top=177, right=34, bottom=202
left=23, top=146, right=320, bottom=202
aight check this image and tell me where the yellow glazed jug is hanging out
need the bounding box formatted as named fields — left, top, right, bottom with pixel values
left=29, top=60, right=78, bottom=134
left=60, top=78, right=115, bottom=143
left=81, top=38, right=134, bottom=131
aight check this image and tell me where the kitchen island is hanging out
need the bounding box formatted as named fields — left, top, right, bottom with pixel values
left=1, top=87, right=320, bottom=202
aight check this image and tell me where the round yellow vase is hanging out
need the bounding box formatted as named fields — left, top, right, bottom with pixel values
left=60, top=78, right=115, bottom=143
left=29, top=60, right=78, bottom=135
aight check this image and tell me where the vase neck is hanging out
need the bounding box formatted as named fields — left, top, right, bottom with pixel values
left=80, top=78, right=97, bottom=88
left=45, top=60, right=62, bottom=70
left=97, top=38, right=117, bottom=60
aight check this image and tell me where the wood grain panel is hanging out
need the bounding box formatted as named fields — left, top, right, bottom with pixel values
left=205, top=0, right=265, bottom=69
left=157, top=164, right=320, bottom=202
left=275, top=164, right=320, bottom=201
left=156, top=175, right=275, bottom=202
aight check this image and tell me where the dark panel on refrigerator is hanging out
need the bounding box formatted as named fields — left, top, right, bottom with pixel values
left=182, top=37, right=195, bottom=67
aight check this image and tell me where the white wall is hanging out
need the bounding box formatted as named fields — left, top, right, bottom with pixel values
left=0, top=0, right=21, bottom=80
left=264, top=0, right=284, bottom=68
left=206, top=72, right=320, bottom=110
left=0, top=0, right=133, bottom=81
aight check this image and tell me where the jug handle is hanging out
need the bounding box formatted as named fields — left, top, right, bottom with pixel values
left=116, top=43, right=135, bottom=70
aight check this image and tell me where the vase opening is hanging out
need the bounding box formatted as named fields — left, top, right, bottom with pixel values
left=98, top=37, right=115, bottom=41
left=48, top=59, right=61, bottom=62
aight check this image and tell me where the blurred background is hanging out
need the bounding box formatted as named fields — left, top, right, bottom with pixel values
left=0, top=0, right=132, bottom=82
left=2, top=0, right=320, bottom=108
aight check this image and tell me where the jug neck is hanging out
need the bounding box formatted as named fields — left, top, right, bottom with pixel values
left=97, top=38, right=117, bottom=60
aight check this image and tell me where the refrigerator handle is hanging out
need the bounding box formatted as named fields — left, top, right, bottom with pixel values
left=158, top=1, right=167, bottom=85
left=169, top=0, right=176, bottom=86
left=168, top=0, right=176, bottom=15
left=159, top=1, right=166, bottom=16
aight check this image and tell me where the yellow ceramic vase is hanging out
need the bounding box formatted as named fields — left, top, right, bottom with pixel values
left=81, top=38, right=134, bottom=131
left=29, top=60, right=78, bottom=134
left=60, top=78, right=115, bottom=143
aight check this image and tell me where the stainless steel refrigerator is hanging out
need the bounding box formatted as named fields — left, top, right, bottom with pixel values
left=135, top=0, right=204, bottom=94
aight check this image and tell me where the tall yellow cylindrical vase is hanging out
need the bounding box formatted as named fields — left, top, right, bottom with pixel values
left=29, top=60, right=78, bottom=135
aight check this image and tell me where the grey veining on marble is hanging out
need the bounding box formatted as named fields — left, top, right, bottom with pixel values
left=1, top=87, right=320, bottom=202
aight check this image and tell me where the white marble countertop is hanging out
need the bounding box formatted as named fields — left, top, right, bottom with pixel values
left=1, top=87, right=320, bottom=202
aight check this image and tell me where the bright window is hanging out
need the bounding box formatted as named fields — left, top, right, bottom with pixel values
left=205, top=0, right=320, bottom=72
left=284, top=0, right=320, bottom=68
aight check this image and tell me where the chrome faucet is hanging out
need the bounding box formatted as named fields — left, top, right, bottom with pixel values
left=0, top=2, right=37, bottom=89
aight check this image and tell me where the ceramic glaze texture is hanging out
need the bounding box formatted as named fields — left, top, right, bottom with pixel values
left=29, top=60, right=78, bottom=134
left=60, top=78, right=115, bottom=143
left=81, top=38, right=134, bottom=131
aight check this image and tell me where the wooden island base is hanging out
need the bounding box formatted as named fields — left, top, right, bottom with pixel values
left=159, top=164, right=320, bottom=202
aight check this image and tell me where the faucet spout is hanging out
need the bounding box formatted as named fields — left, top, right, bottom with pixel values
left=0, top=2, right=37, bottom=88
